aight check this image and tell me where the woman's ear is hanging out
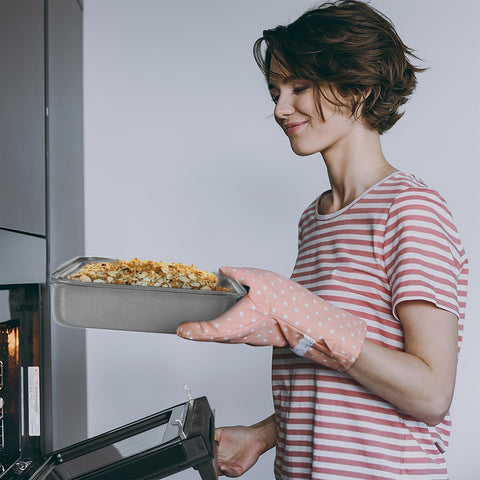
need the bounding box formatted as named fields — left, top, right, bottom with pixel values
left=363, top=87, right=372, bottom=99
left=352, top=88, right=372, bottom=122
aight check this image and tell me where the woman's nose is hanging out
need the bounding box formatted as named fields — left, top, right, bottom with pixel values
left=274, top=94, right=295, bottom=119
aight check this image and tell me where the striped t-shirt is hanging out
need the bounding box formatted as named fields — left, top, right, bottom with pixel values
left=272, top=172, right=468, bottom=479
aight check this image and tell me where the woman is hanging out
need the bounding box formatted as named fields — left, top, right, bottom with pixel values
left=177, top=1, right=469, bottom=478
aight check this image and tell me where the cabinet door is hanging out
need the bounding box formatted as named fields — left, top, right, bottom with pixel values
left=0, top=0, right=46, bottom=235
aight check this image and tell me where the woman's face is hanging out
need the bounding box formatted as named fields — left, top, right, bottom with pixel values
left=268, top=60, right=357, bottom=157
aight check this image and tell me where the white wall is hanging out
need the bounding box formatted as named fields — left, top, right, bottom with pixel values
left=83, top=1, right=480, bottom=478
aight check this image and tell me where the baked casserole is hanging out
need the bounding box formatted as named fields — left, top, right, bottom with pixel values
left=67, top=258, right=229, bottom=291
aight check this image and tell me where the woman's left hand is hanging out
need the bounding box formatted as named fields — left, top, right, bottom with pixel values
left=177, top=266, right=367, bottom=371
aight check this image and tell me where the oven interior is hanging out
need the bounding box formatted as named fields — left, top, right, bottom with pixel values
left=0, top=285, right=41, bottom=477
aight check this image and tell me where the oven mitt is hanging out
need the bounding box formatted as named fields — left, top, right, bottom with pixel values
left=177, top=267, right=367, bottom=371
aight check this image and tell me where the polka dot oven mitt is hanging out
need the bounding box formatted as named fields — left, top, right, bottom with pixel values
left=177, top=267, right=367, bottom=371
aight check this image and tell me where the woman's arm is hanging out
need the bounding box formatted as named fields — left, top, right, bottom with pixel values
left=178, top=268, right=459, bottom=426
left=347, top=300, right=458, bottom=426
left=215, top=414, right=277, bottom=477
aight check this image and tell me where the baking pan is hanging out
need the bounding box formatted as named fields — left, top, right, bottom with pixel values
left=50, top=256, right=246, bottom=334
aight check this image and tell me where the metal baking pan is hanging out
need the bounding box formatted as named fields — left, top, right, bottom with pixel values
left=50, top=256, right=246, bottom=334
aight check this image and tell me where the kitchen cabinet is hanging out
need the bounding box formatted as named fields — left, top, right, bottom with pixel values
left=0, top=0, right=46, bottom=235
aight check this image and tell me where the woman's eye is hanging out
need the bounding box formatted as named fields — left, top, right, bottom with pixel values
left=293, top=85, right=309, bottom=95
left=269, top=88, right=280, bottom=104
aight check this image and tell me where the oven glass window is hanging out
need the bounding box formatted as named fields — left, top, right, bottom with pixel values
left=55, top=413, right=172, bottom=478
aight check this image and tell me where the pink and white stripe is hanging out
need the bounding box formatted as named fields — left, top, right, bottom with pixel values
left=272, top=172, right=468, bottom=479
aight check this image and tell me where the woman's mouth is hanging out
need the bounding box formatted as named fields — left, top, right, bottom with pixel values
left=283, top=121, right=307, bottom=136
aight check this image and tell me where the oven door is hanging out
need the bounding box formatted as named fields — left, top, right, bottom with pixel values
left=3, top=397, right=216, bottom=480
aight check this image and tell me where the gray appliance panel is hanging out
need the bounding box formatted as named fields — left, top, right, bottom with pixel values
left=0, top=229, right=46, bottom=284
left=0, top=0, right=46, bottom=235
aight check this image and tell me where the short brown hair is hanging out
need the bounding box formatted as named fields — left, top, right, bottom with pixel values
left=253, top=0, right=425, bottom=134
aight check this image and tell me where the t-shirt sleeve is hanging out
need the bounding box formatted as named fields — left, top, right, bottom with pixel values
left=384, top=188, right=464, bottom=320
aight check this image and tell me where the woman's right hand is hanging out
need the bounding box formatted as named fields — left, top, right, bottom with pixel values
left=215, top=415, right=277, bottom=477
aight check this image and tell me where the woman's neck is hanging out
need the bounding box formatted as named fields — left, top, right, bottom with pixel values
left=319, top=126, right=397, bottom=214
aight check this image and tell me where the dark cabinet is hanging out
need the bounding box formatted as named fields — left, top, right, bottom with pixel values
left=0, top=0, right=46, bottom=235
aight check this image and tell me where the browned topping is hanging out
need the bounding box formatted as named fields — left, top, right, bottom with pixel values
left=67, top=258, right=229, bottom=291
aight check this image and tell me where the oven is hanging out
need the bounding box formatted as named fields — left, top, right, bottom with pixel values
left=0, top=284, right=217, bottom=480
left=0, top=285, right=41, bottom=476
